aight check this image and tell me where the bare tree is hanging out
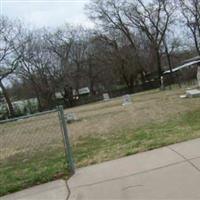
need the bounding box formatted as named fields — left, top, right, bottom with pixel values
left=95, top=32, right=143, bottom=90
left=0, top=16, right=21, bottom=116
left=16, top=30, right=58, bottom=110
left=179, top=0, right=200, bottom=55
left=86, top=0, right=144, bottom=83
left=86, top=37, right=112, bottom=92
left=124, top=0, right=175, bottom=83
left=86, top=0, right=175, bottom=86
left=45, top=26, right=76, bottom=106
left=69, top=27, right=90, bottom=93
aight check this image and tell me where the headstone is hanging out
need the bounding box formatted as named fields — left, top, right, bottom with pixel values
left=65, top=112, right=78, bottom=123
left=160, top=76, right=165, bottom=90
left=78, top=87, right=90, bottom=95
left=197, top=66, right=200, bottom=88
left=180, top=94, right=187, bottom=99
left=103, top=93, right=110, bottom=101
left=186, top=89, right=200, bottom=98
left=122, top=94, right=132, bottom=106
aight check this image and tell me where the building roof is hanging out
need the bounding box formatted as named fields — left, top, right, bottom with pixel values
left=182, top=56, right=200, bottom=64
left=163, top=59, right=200, bottom=74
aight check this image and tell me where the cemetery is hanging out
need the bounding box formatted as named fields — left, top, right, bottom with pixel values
left=1, top=80, right=200, bottom=197
left=1, top=0, right=200, bottom=198
left=2, top=56, right=200, bottom=197
left=179, top=66, right=200, bottom=98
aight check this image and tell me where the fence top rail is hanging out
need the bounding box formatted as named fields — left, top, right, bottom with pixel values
left=0, top=109, right=58, bottom=124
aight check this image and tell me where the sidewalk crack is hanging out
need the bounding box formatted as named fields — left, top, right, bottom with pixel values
left=65, top=180, right=71, bottom=200
left=167, top=147, right=200, bottom=173
left=72, top=160, right=186, bottom=189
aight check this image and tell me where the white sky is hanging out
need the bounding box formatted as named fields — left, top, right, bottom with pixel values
left=0, top=0, right=94, bottom=29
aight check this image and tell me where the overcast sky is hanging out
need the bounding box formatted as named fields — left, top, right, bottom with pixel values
left=1, top=0, right=94, bottom=29
left=1, top=0, right=94, bottom=86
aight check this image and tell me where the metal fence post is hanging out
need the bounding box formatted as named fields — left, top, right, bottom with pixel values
left=57, top=105, right=75, bottom=174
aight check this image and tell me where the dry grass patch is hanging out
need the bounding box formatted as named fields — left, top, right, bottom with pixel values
left=67, top=87, right=200, bottom=140
left=1, top=86, right=200, bottom=196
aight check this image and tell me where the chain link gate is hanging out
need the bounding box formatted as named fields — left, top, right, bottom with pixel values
left=0, top=106, right=74, bottom=196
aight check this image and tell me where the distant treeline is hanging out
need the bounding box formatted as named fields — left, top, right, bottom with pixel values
left=0, top=0, right=200, bottom=118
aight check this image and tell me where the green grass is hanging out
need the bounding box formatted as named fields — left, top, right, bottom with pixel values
left=1, top=108, right=200, bottom=196
left=73, top=109, right=200, bottom=167
left=0, top=148, right=68, bottom=196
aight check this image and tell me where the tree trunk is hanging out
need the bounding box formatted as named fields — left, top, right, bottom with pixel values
left=89, top=79, right=95, bottom=95
left=88, top=63, right=96, bottom=95
left=193, top=33, right=200, bottom=56
left=140, top=71, right=146, bottom=88
left=129, top=75, right=134, bottom=93
left=0, top=80, right=15, bottom=117
left=164, top=40, right=174, bottom=87
left=31, top=83, right=42, bottom=111
left=155, top=49, right=162, bottom=87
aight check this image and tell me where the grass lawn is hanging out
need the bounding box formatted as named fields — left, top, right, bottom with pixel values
left=0, top=149, right=68, bottom=196
left=1, top=86, right=200, bottom=196
left=73, top=108, right=200, bottom=167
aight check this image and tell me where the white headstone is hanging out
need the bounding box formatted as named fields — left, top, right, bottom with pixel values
left=186, top=89, right=200, bottom=98
left=160, top=76, right=165, bottom=90
left=103, top=93, right=110, bottom=101
left=65, top=112, right=78, bottom=123
left=122, top=94, right=132, bottom=106
left=180, top=94, right=187, bottom=99
left=197, top=66, right=200, bottom=88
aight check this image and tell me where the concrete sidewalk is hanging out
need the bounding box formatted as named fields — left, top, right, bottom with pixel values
left=1, top=138, right=200, bottom=200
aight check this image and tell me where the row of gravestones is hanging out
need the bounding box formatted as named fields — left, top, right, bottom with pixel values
left=104, top=66, right=200, bottom=102
left=103, top=93, right=132, bottom=106
left=65, top=67, right=200, bottom=123
left=65, top=94, right=132, bottom=123
left=160, top=66, right=200, bottom=90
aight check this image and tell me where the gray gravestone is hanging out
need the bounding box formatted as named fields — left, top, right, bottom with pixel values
left=103, top=93, right=110, bottom=101
left=122, top=94, right=132, bottom=106
left=65, top=112, right=78, bottom=123
left=197, top=66, right=200, bottom=88
left=186, top=89, right=200, bottom=98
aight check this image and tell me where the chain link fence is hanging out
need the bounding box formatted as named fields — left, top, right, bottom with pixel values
left=0, top=106, right=74, bottom=196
